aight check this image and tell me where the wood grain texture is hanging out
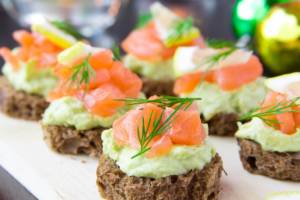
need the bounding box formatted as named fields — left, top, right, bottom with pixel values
left=0, top=113, right=299, bottom=200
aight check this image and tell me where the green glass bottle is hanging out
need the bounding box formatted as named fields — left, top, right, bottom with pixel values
left=232, top=0, right=299, bottom=75
left=232, top=0, right=292, bottom=38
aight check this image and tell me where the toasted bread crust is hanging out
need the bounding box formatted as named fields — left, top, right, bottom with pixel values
left=42, top=125, right=103, bottom=157
left=96, top=154, right=223, bottom=200
left=142, top=77, right=175, bottom=97
left=238, top=138, right=300, bottom=181
left=203, top=113, right=239, bottom=136
left=0, top=76, right=49, bottom=121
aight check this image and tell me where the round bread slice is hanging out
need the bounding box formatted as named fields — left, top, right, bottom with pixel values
left=142, top=77, right=175, bottom=97
left=96, top=154, right=222, bottom=200
left=202, top=113, right=239, bottom=136
left=42, top=125, right=104, bottom=157
left=0, top=76, right=49, bottom=121
left=238, top=138, right=300, bottom=181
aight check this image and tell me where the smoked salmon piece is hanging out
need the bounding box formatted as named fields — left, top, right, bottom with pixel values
left=49, top=45, right=142, bottom=118
left=146, top=135, right=173, bottom=158
left=260, top=92, right=281, bottom=129
left=174, top=55, right=263, bottom=94
left=274, top=93, right=296, bottom=135
left=174, top=71, right=215, bottom=95
left=109, top=62, right=142, bottom=97
left=83, top=84, right=125, bottom=117
left=174, top=72, right=201, bottom=94
left=215, top=56, right=263, bottom=91
left=168, top=110, right=205, bottom=145
left=127, top=104, right=164, bottom=149
left=121, top=26, right=203, bottom=62
left=47, top=82, right=78, bottom=101
left=112, top=102, right=205, bottom=158
left=15, top=47, right=30, bottom=61
left=0, top=47, right=20, bottom=71
left=261, top=91, right=298, bottom=134
left=293, top=106, right=300, bottom=128
left=13, top=30, right=34, bottom=47
left=54, top=64, right=73, bottom=79
left=276, top=112, right=296, bottom=135
left=89, top=50, right=114, bottom=69
left=262, top=91, right=280, bottom=107
left=38, top=53, right=58, bottom=67
left=88, top=68, right=111, bottom=90
left=0, top=30, right=63, bottom=71
left=114, top=105, right=164, bottom=150
left=121, top=23, right=176, bottom=61
left=113, top=109, right=142, bottom=147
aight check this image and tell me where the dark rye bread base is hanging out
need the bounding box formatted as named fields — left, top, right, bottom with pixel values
left=238, top=138, right=300, bottom=181
left=0, top=76, right=49, bottom=121
left=203, top=113, right=239, bottom=136
left=42, top=125, right=104, bottom=157
left=96, top=154, right=222, bottom=200
left=142, top=77, right=175, bottom=97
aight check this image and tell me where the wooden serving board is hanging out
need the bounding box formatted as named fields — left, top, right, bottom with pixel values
left=0, top=113, right=299, bottom=200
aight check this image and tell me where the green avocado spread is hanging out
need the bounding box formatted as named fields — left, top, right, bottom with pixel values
left=184, top=78, right=267, bottom=120
left=123, top=55, right=175, bottom=80
left=102, top=128, right=216, bottom=178
left=236, top=117, right=300, bottom=152
left=2, top=60, right=57, bottom=97
left=42, top=97, right=125, bottom=130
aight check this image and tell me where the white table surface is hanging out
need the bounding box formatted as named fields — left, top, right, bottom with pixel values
left=0, top=113, right=299, bottom=200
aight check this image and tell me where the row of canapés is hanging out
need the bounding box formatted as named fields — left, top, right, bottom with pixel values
left=0, top=2, right=299, bottom=200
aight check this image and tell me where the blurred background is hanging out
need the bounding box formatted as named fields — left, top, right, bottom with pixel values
left=0, top=0, right=300, bottom=75
left=0, top=0, right=235, bottom=46
left=0, top=0, right=234, bottom=66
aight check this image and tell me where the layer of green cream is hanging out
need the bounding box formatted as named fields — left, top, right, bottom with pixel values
left=2, top=61, right=57, bottom=97
left=185, top=78, right=267, bottom=120
left=236, top=117, right=300, bottom=152
left=42, top=97, right=125, bottom=130
left=102, top=128, right=216, bottom=178
left=123, top=55, right=175, bottom=80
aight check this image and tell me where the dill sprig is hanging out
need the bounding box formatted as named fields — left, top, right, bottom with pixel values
left=199, top=39, right=237, bottom=71
left=203, top=48, right=236, bottom=67
left=165, top=17, right=194, bottom=45
left=118, top=96, right=201, bottom=109
left=206, top=39, right=236, bottom=49
left=136, top=12, right=153, bottom=28
left=112, top=45, right=121, bottom=61
left=69, top=54, right=96, bottom=89
left=240, top=96, right=300, bottom=127
left=131, top=97, right=198, bottom=159
left=51, top=20, right=84, bottom=40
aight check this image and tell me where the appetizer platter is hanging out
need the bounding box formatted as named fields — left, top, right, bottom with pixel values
left=42, top=42, right=142, bottom=156
left=0, top=19, right=81, bottom=121
left=173, top=45, right=267, bottom=136
left=0, top=1, right=300, bottom=200
left=0, top=113, right=300, bottom=200
left=122, top=2, right=204, bottom=97
left=236, top=73, right=300, bottom=182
